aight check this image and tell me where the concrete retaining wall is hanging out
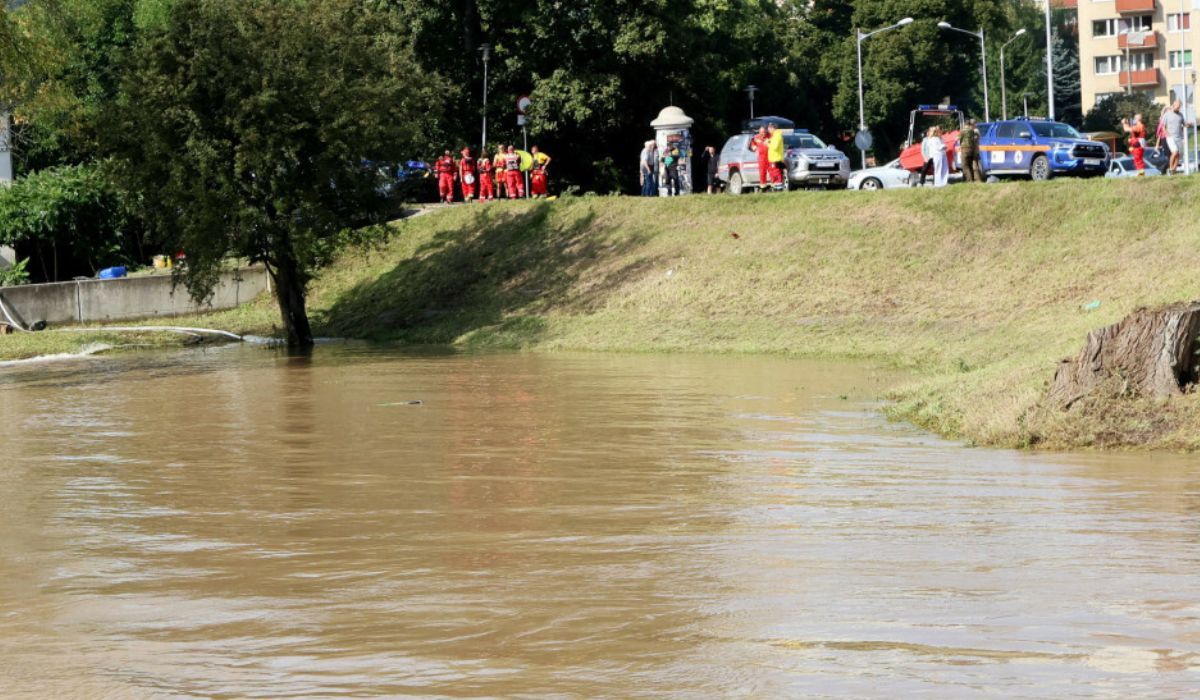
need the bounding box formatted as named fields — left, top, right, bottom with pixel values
left=0, top=267, right=269, bottom=326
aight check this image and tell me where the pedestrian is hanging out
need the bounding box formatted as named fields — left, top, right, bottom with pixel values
left=458, top=147, right=477, bottom=202
left=478, top=148, right=495, bottom=201
left=701, top=145, right=719, bottom=193
left=493, top=147, right=507, bottom=199
left=434, top=149, right=456, bottom=204
left=766, top=122, right=786, bottom=191
left=919, top=127, right=937, bottom=186
left=750, top=126, right=770, bottom=191
left=929, top=127, right=949, bottom=187
left=661, top=142, right=682, bottom=196
left=504, top=145, right=525, bottom=198
left=1162, top=100, right=1185, bottom=174
left=639, top=140, right=658, bottom=196
left=1121, top=113, right=1147, bottom=176
left=530, top=145, right=551, bottom=198
left=1154, top=105, right=1169, bottom=156
left=958, top=118, right=983, bottom=183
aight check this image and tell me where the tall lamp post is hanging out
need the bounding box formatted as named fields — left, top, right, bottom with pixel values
left=1044, top=0, right=1055, bottom=120
left=479, top=43, right=491, bottom=153
left=1000, top=29, right=1027, bottom=120
left=744, top=84, right=758, bottom=120
left=856, top=17, right=915, bottom=169
left=938, top=22, right=990, bottom=122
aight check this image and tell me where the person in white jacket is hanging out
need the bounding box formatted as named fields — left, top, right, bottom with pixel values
left=922, top=127, right=949, bottom=187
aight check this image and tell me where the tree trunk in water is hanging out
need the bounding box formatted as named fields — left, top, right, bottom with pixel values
left=270, top=256, right=314, bottom=347
left=1048, top=301, right=1200, bottom=408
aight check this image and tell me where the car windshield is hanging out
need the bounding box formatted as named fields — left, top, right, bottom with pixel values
left=1030, top=122, right=1082, bottom=139
left=784, top=133, right=828, bottom=149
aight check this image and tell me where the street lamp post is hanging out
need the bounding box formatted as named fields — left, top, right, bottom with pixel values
left=938, top=22, right=990, bottom=123
left=1000, top=29, right=1027, bottom=120
left=479, top=43, right=491, bottom=153
left=856, top=17, right=915, bottom=169
left=1045, top=0, right=1055, bottom=120
left=744, top=85, right=758, bottom=120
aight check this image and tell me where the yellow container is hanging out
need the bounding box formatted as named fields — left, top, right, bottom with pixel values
left=152, top=255, right=168, bottom=269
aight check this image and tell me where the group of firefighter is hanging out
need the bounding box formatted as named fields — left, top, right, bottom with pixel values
left=433, top=144, right=552, bottom=204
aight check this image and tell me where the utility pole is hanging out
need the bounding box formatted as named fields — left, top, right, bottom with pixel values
left=1045, top=0, right=1055, bottom=120
left=479, top=43, right=490, bottom=153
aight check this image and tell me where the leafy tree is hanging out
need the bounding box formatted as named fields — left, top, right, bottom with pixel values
left=1051, top=30, right=1082, bottom=125
left=109, top=0, right=442, bottom=346
left=1081, top=92, right=1159, bottom=140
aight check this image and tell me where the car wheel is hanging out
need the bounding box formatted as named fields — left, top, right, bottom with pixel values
left=728, top=171, right=744, bottom=195
left=1029, top=155, right=1051, bottom=181
left=860, top=177, right=883, bottom=191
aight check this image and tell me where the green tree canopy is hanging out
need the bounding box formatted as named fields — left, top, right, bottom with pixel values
left=108, top=0, right=442, bottom=346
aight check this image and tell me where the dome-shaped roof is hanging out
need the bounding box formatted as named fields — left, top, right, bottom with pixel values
left=650, top=105, right=694, bottom=129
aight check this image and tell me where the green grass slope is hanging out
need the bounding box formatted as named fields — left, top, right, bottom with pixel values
left=6, top=176, right=1199, bottom=449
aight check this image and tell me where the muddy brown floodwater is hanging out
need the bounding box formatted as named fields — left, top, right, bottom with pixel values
left=0, top=346, right=1198, bottom=698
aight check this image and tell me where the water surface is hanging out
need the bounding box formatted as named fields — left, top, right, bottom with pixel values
left=0, top=346, right=1197, bottom=698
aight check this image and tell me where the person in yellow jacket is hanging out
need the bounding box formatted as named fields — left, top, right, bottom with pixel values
left=766, top=122, right=786, bottom=191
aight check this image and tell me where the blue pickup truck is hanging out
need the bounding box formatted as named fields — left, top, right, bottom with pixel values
left=978, top=118, right=1109, bottom=181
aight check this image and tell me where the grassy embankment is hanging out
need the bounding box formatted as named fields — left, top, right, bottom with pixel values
left=4, top=176, right=1199, bottom=449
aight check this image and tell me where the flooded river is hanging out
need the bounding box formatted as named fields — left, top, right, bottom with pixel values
left=0, top=346, right=1197, bottom=697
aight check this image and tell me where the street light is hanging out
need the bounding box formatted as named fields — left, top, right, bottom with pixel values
left=938, top=21, right=990, bottom=122
left=1044, top=0, right=1055, bottom=120
left=856, top=17, right=914, bottom=169
left=479, top=43, right=491, bottom=153
left=1000, top=29, right=1027, bottom=120
left=744, top=85, right=758, bottom=120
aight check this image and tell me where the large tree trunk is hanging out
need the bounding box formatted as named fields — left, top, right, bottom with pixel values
left=269, top=255, right=314, bottom=347
left=1048, top=302, right=1200, bottom=408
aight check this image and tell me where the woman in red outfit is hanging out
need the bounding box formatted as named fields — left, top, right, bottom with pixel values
left=1121, top=114, right=1147, bottom=176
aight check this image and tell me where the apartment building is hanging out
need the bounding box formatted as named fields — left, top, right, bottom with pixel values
left=1076, top=0, right=1197, bottom=113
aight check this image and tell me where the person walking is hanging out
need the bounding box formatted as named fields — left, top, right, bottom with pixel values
left=766, top=122, right=786, bottom=191
left=1162, top=100, right=1185, bottom=174
left=493, top=147, right=508, bottom=199
left=749, top=126, right=770, bottom=191
left=477, top=148, right=495, bottom=201
left=661, top=142, right=682, bottom=196
left=930, top=127, right=949, bottom=187
left=958, top=119, right=983, bottom=183
left=504, top=145, right=525, bottom=198
left=1121, top=113, right=1147, bottom=176
left=458, top=147, right=477, bottom=202
left=701, top=145, right=719, bottom=193
left=434, top=149, right=456, bottom=204
left=529, top=145, right=551, bottom=198
left=639, top=140, right=658, bottom=196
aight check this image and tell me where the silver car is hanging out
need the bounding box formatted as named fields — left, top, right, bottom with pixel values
left=848, top=159, right=914, bottom=190
left=717, top=130, right=851, bottom=193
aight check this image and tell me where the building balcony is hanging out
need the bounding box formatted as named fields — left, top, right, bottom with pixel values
left=1115, top=0, right=1155, bottom=13
left=1119, top=67, right=1161, bottom=87
left=1118, top=31, right=1158, bottom=49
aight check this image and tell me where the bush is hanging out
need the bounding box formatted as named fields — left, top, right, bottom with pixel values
left=0, top=258, right=30, bottom=287
left=0, top=163, right=146, bottom=280
left=1081, top=93, right=1161, bottom=139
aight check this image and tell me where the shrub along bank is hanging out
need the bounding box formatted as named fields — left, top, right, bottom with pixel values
left=5, top=176, right=1200, bottom=450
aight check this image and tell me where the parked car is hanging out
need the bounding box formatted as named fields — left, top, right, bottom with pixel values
left=1144, top=147, right=1200, bottom=174
left=1105, top=156, right=1163, bottom=178
left=848, top=159, right=913, bottom=190
left=716, top=123, right=851, bottom=193
left=979, top=118, right=1109, bottom=180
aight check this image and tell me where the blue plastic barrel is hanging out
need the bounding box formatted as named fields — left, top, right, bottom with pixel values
left=98, top=266, right=127, bottom=279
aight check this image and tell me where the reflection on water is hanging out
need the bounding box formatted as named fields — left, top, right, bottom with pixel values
left=0, top=346, right=1197, bottom=697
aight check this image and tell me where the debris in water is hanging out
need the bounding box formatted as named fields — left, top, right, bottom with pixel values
left=730, top=232, right=740, bottom=239
left=380, top=400, right=424, bottom=406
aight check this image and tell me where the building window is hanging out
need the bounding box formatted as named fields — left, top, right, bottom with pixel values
left=1095, top=55, right=1122, bottom=74
left=1127, top=52, right=1154, bottom=71
left=1167, top=13, right=1191, bottom=33
left=1093, top=19, right=1118, bottom=38
left=1119, top=15, right=1153, bottom=33
left=1169, top=50, right=1193, bottom=69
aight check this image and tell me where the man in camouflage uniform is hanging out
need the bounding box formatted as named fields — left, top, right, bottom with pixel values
left=958, top=118, right=984, bottom=183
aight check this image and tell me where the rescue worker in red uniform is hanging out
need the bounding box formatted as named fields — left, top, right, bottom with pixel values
left=477, top=148, right=495, bottom=201
left=749, top=126, right=770, bottom=191
left=504, top=145, right=525, bottom=199
left=434, top=150, right=456, bottom=204
left=493, top=147, right=507, bottom=199
left=458, top=147, right=477, bottom=202
left=529, top=145, right=552, bottom=198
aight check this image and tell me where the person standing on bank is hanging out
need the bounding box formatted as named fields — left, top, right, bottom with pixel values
left=958, top=119, right=983, bottom=183
left=766, top=122, right=786, bottom=191
left=749, top=126, right=770, bottom=191
left=1121, top=113, right=1147, bottom=176
left=919, top=127, right=937, bottom=186
left=493, top=146, right=507, bottom=199
left=661, top=142, right=682, bottom=196
left=477, top=148, right=495, bottom=201
left=701, top=145, right=719, bottom=193
left=435, top=149, right=456, bottom=204
left=1162, top=100, right=1185, bottom=174
left=929, top=127, right=949, bottom=187
left=504, top=145, right=525, bottom=198
left=530, top=145, right=551, bottom=198
left=458, top=147, right=477, bottom=202
left=639, top=140, right=658, bottom=196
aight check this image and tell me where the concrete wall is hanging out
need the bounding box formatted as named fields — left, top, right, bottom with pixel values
left=0, top=267, right=269, bottom=327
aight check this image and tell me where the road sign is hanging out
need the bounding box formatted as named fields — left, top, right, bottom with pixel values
left=516, top=95, right=532, bottom=115
left=854, top=129, right=873, bottom=151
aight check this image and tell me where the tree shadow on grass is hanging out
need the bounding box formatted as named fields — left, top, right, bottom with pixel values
left=313, top=201, right=659, bottom=346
